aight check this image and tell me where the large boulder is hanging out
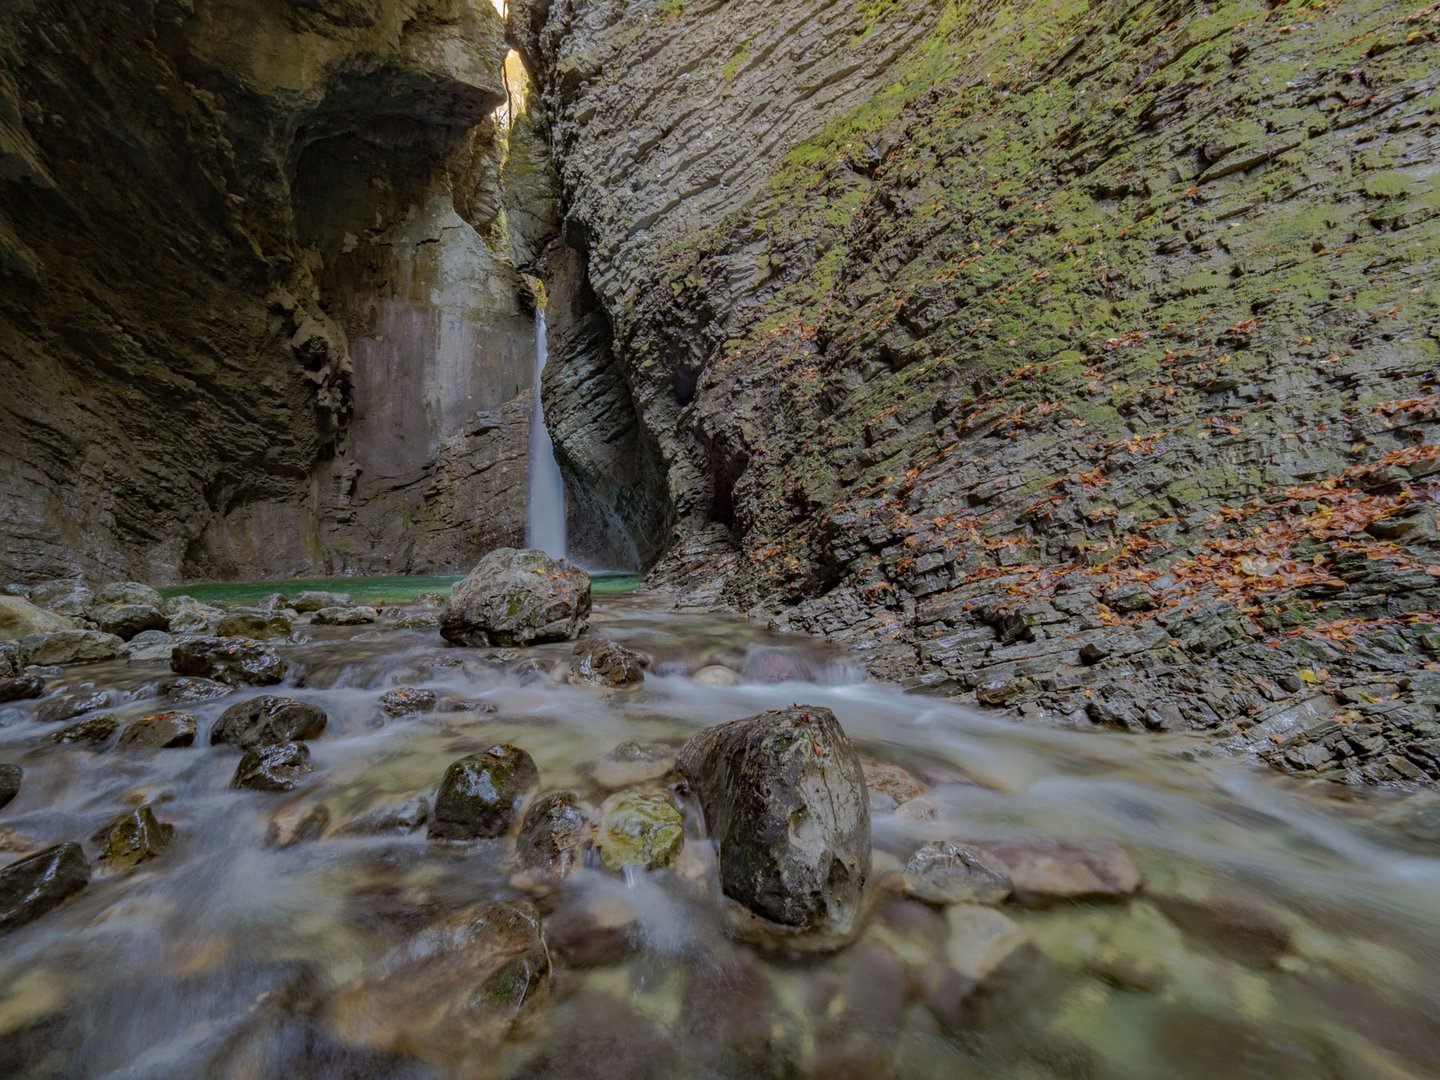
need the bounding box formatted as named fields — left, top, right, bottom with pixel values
left=0, top=843, right=91, bottom=934
left=165, top=596, right=224, bottom=635
left=19, top=629, right=123, bottom=666
left=0, top=595, right=75, bottom=641
left=117, top=711, right=197, bottom=750
left=26, top=578, right=92, bottom=616
left=122, top=629, right=176, bottom=662
left=567, top=638, right=647, bottom=688
left=289, top=591, right=354, bottom=613
left=0, top=763, right=20, bottom=809
left=312, top=606, right=377, bottom=626
left=171, top=637, right=287, bottom=686
left=90, top=582, right=165, bottom=610
left=36, top=690, right=114, bottom=724
left=440, top=548, right=591, bottom=647
left=214, top=609, right=293, bottom=640
left=429, top=744, right=539, bottom=840
left=677, top=706, right=871, bottom=942
left=91, top=602, right=168, bottom=641
left=211, top=696, right=327, bottom=748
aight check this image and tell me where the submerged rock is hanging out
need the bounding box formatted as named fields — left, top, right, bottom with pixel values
left=440, top=548, right=591, bottom=647
left=567, top=638, right=647, bottom=688
left=0, top=764, right=20, bottom=810
left=117, top=711, right=197, bottom=750
left=543, top=891, right=640, bottom=968
left=324, top=899, right=549, bottom=1072
left=677, top=706, right=870, bottom=941
left=233, top=742, right=315, bottom=792
left=591, top=742, right=675, bottom=791
left=290, top=591, right=353, bottom=613
left=121, top=630, right=176, bottom=662
left=903, top=842, right=1013, bottom=906
left=0, top=843, right=91, bottom=934
left=596, top=791, right=683, bottom=871
left=429, top=744, right=539, bottom=840
left=693, top=664, right=740, bottom=687
left=982, top=839, right=1142, bottom=904
left=215, top=609, right=293, bottom=640
left=91, top=805, right=174, bottom=868
left=171, top=637, right=287, bottom=686
left=0, top=675, right=45, bottom=702
left=0, top=595, right=75, bottom=640
left=334, top=795, right=430, bottom=837
left=312, top=606, right=377, bottom=626
left=50, top=715, right=120, bottom=746
left=516, top=791, right=591, bottom=877
left=18, top=629, right=123, bottom=666
left=211, top=696, right=327, bottom=748
left=378, top=687, right=437, bottom=716
left=266, top=803, right=331, bottom=848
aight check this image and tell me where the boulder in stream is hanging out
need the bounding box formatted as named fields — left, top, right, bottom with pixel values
left=211, top=695, right=327, bottom=748
left=36, top=689, right=113, bottom=724
left=0, top=675, right=45, bottom=702
left=324, top=899, right=549, bottom=1073
left=378, top=687, right=437, bottom=716
left=312, top=606, right=377, bottom=626
left=429, top=744, right=539, bottom=840
left=981, top=838, right=1142, bottom=904
left=171, top=636, right=287, bottom=686
left=516, top=790, right=591, bottom=877
left=0, top=595, right=75, bottom=640
left=290, top=591, right=354, bottom=613
left=596, top=791, right=684, bottom=871
left=440, top=548, right=591, bottom=647
left=0, top=763, right=20, bottom=809
left=91, top=602, right=168, bottom=640
left=677, top=706, right=871, bottom=942
left=164, top=596, right=223, bottom=635
left=50, top=714, right=120, bottom=746
left=0, top=842, right=91, bottom=934
left=567, top=638, right=647, bottom=688
left=122, top=630, right=176, bottom=662
left=233, top=742, right=315, bottom=792
left=18, top=629, right=122, bottom=665
left=903, top=842, right=1013, bottom=906
left=26, top=578, right=91, bottom=616
left=91, top=804, right=174, bottom=868
left=117, top=710, right=197, bottom=750
left=215, top=609, right=293, bottom=640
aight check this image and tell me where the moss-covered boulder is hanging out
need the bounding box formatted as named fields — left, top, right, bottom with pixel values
left=428, top=744, right=539, bottom=840
left=440, top=548, right=590, bottom=647
left=91, top=805, right=174, bottom=868
left=596, top=791, right=683, bottom=872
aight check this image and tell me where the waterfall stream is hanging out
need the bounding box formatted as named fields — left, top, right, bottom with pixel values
left=526, top=309, right=567, bottom=558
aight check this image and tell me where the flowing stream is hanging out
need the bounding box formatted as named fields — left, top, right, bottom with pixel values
left=3, top=586, right=1440, bottom=1078
left=526, top=309, right=567, bottom=560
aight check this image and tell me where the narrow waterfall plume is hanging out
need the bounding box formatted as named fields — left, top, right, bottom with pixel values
left=526, top=306, right=567, bottom=558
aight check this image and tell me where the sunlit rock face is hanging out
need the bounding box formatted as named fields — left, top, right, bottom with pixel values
left=0, top=0, right=532, bottom=581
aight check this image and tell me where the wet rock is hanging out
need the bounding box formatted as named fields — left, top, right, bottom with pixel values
left=543, top=890, right=639, bottom=968
left=171, top=637, right=287, bottom=686
left=266, top=803, right=331, bottom=848
left=27, top=579, right=91, bottom=616
left=290, top=591, right=354, bottom=613
left=0, top=595, right=75, bottom=640
left=0, top=675, right=45, bottom=702
left=1152, top=893, right=1291, bottom=967
left=508, top=989, right=679, bottom=1079
left=0, top=843, right=90, bottom=933
left=379, top=687, right=437, bottom=716
left=809, top=943, right=909, bottom=1077
left=440, top=548, right=591, bottom=647
left=90, top=582, right=164, bottom=610
left=157, top=675, right=233, bottom=703
left=324, top=899, right=549, bottom=1072
left=516, top=790, right=591, bottom=877
left=903, top=842, right=1012, bottom=906
left=49, top=715, right=120, bottom=746
left=982, top=838, right=1142, bottom=904
left=164, top=596, right=223, bottom=635
left=591, top=742, right=675, bottom=792
left=36, top=690, right=113, bottom=724
left=567, top=638, right=647, bottom=688
left=596, top=791, right=682, bottom=871
left=391, top=611, right=440, bottom=629
left=334, top=795, right=430, bottom=836
left=0, top=641, right=15, bottom=678
left=920, top=904, right=1031, bottom=1031
left=739, top=647, right=813, bottom=684
left=0, top=764, right=20, bottom=810
left=312, top=606, right=377, bottom=626
left=862, top=757, right=929, bottom=811
left=233, top=742, right=315, bottom=792
left=121, top=629, right=175, bottom=662
left=117, top=710, right=197, bottom=750
left=677, top=706, right=870, bottom=940
left=91, top=602, right=168, bottom=640
left=428, top=744, right=539, bottom=840
left=215, top=609, right=293, bottom=640
left=693, top=664, right=740, bottom=686
left=211, top=695, right=327, bottom=748
left=91, top=804, right=174, bottom=868
left=18, top=629, right=123, bottom=666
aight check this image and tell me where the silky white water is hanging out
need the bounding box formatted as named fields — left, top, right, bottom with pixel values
left=525, top=309, right=567, bottom=559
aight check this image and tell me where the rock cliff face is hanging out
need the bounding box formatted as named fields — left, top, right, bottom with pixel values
left=516, top=0, right=1440, bottom=782
left=1, top=0, right=534, bottom=581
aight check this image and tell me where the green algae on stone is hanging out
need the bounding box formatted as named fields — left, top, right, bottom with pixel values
left=596, top=791, right=683, bottom=871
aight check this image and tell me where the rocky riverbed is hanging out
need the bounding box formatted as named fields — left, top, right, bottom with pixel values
left=3, top=559, right=1440, bottom=1077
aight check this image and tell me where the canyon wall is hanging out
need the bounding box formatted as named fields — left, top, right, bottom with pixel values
left=0, top=0, right=535, bottom=582
left=516, top=0, right=1440, bottom=783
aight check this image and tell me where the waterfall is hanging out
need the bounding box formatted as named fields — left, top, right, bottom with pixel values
left=526, top=309, right=568, bottom=558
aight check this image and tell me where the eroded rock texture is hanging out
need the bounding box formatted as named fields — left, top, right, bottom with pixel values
left=516, top=1, right=1440, bottom=783
left=1, top=0, right=535, bottom=581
